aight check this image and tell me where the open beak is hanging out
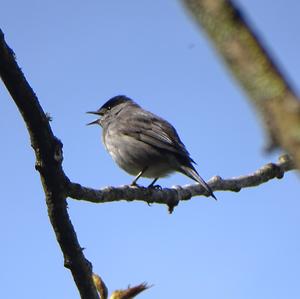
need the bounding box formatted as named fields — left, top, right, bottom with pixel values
left=86, top=119, right=99, bottom=126
left=86, top=110, right=101, bottom=115
left=86, top=111, right=101, bottom=126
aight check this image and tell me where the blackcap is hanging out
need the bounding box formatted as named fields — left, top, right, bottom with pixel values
left=88, top=95, right=216, bottom=200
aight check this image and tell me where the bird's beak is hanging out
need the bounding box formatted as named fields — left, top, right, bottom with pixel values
left=86, top=119, right=99, bottom=126
left=86, top=110, right=102, bottom=115
left=86, top=111, right=102, bottom=126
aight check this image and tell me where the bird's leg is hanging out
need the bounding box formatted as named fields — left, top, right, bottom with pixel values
left=148, top=178, right=162, bottom=190
left=131, top=167, right=148, bottom=186
left=148, top=178, right=158, bottom=188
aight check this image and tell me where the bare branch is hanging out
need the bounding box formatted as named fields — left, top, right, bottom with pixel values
left=0, top=28, right=99, bottom=299
left=68, top=155, right=294, bottom=213
left=0, top=5, right=297, bottom=295
left=182, top=0, right=300, bottom=169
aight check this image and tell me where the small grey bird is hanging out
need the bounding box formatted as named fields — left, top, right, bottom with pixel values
left=87, top=95, right=216, bottom=200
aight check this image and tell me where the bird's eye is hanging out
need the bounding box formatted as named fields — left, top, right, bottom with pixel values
left=107, top=106, right=111, bottom=110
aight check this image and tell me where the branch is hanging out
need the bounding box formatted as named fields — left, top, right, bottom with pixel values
left=68, top=155, right=294, bottom=213
left=182, top=0, right=300, bottom=169
left=93, top=274, right=108, bottom=299
left=0, top=14, right=296, bottom=297
left=110, top=283, right=151, bottom=299
left=0, top=28, right=99, bottom=299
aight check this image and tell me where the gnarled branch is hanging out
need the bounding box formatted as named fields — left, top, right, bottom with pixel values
left=68, top=154, right=294, bottom=213
left=0, top=28, right=99, bottom=299
left=0, top=3, right=297, bottom=294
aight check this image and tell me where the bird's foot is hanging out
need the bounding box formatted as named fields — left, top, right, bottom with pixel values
left=130, top=182, right=140, bottom=188
left=130, top=182, right=136, bottom=187
left=147, top=184, right=162, bottom=190
left=130, top=182, right=148, bottom=191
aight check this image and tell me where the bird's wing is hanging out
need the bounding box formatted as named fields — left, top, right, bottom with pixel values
left=119, top=111, right=195, bottom=163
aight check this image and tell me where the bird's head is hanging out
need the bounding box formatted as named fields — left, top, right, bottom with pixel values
left=87, top=95, right=133, bottom=126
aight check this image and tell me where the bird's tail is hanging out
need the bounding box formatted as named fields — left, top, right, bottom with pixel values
left=180, top=166, right=217, bottom=200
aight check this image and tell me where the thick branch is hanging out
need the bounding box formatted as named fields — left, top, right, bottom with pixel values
left=0, top=29, right=99, bottom=299
left=68, top=155, right=294, bottom=213
left=182, top=0, right=300, bottom=169
left=0, top=14, right=296, bottom=296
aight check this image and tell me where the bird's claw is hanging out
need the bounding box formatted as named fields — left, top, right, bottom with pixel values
left=148, top=184, right=162, bottom=190
left=130, top=182, right=139, bottom=187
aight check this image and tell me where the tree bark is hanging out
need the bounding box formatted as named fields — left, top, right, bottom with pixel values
left=0, top=28, right=99, bottom=299
left=182, top=0, right=300, bottom=169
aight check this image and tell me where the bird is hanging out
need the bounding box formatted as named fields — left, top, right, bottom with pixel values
left=87, top=95, right=217, bottom=200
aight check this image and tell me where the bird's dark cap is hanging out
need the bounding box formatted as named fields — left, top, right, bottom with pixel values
left=87, top=95, right=133, bottom=125
left=87, top=95, right=132, bottom=116
left=100, top=95, right=133, bottom=111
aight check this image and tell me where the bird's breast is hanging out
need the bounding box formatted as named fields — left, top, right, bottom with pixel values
left=103, top=128, right=176, bottom=178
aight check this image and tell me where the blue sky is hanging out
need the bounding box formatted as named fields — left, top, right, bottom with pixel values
left=1, top=1, right=299, bottom=298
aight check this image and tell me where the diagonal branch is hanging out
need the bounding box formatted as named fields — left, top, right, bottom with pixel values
left=68, top=155, right=294, bottom=213
left=0, top=28, right=99, bottom=299
left=0, top=12, right=296, bottom=296
left=182, top=0, right=300, bottom=169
